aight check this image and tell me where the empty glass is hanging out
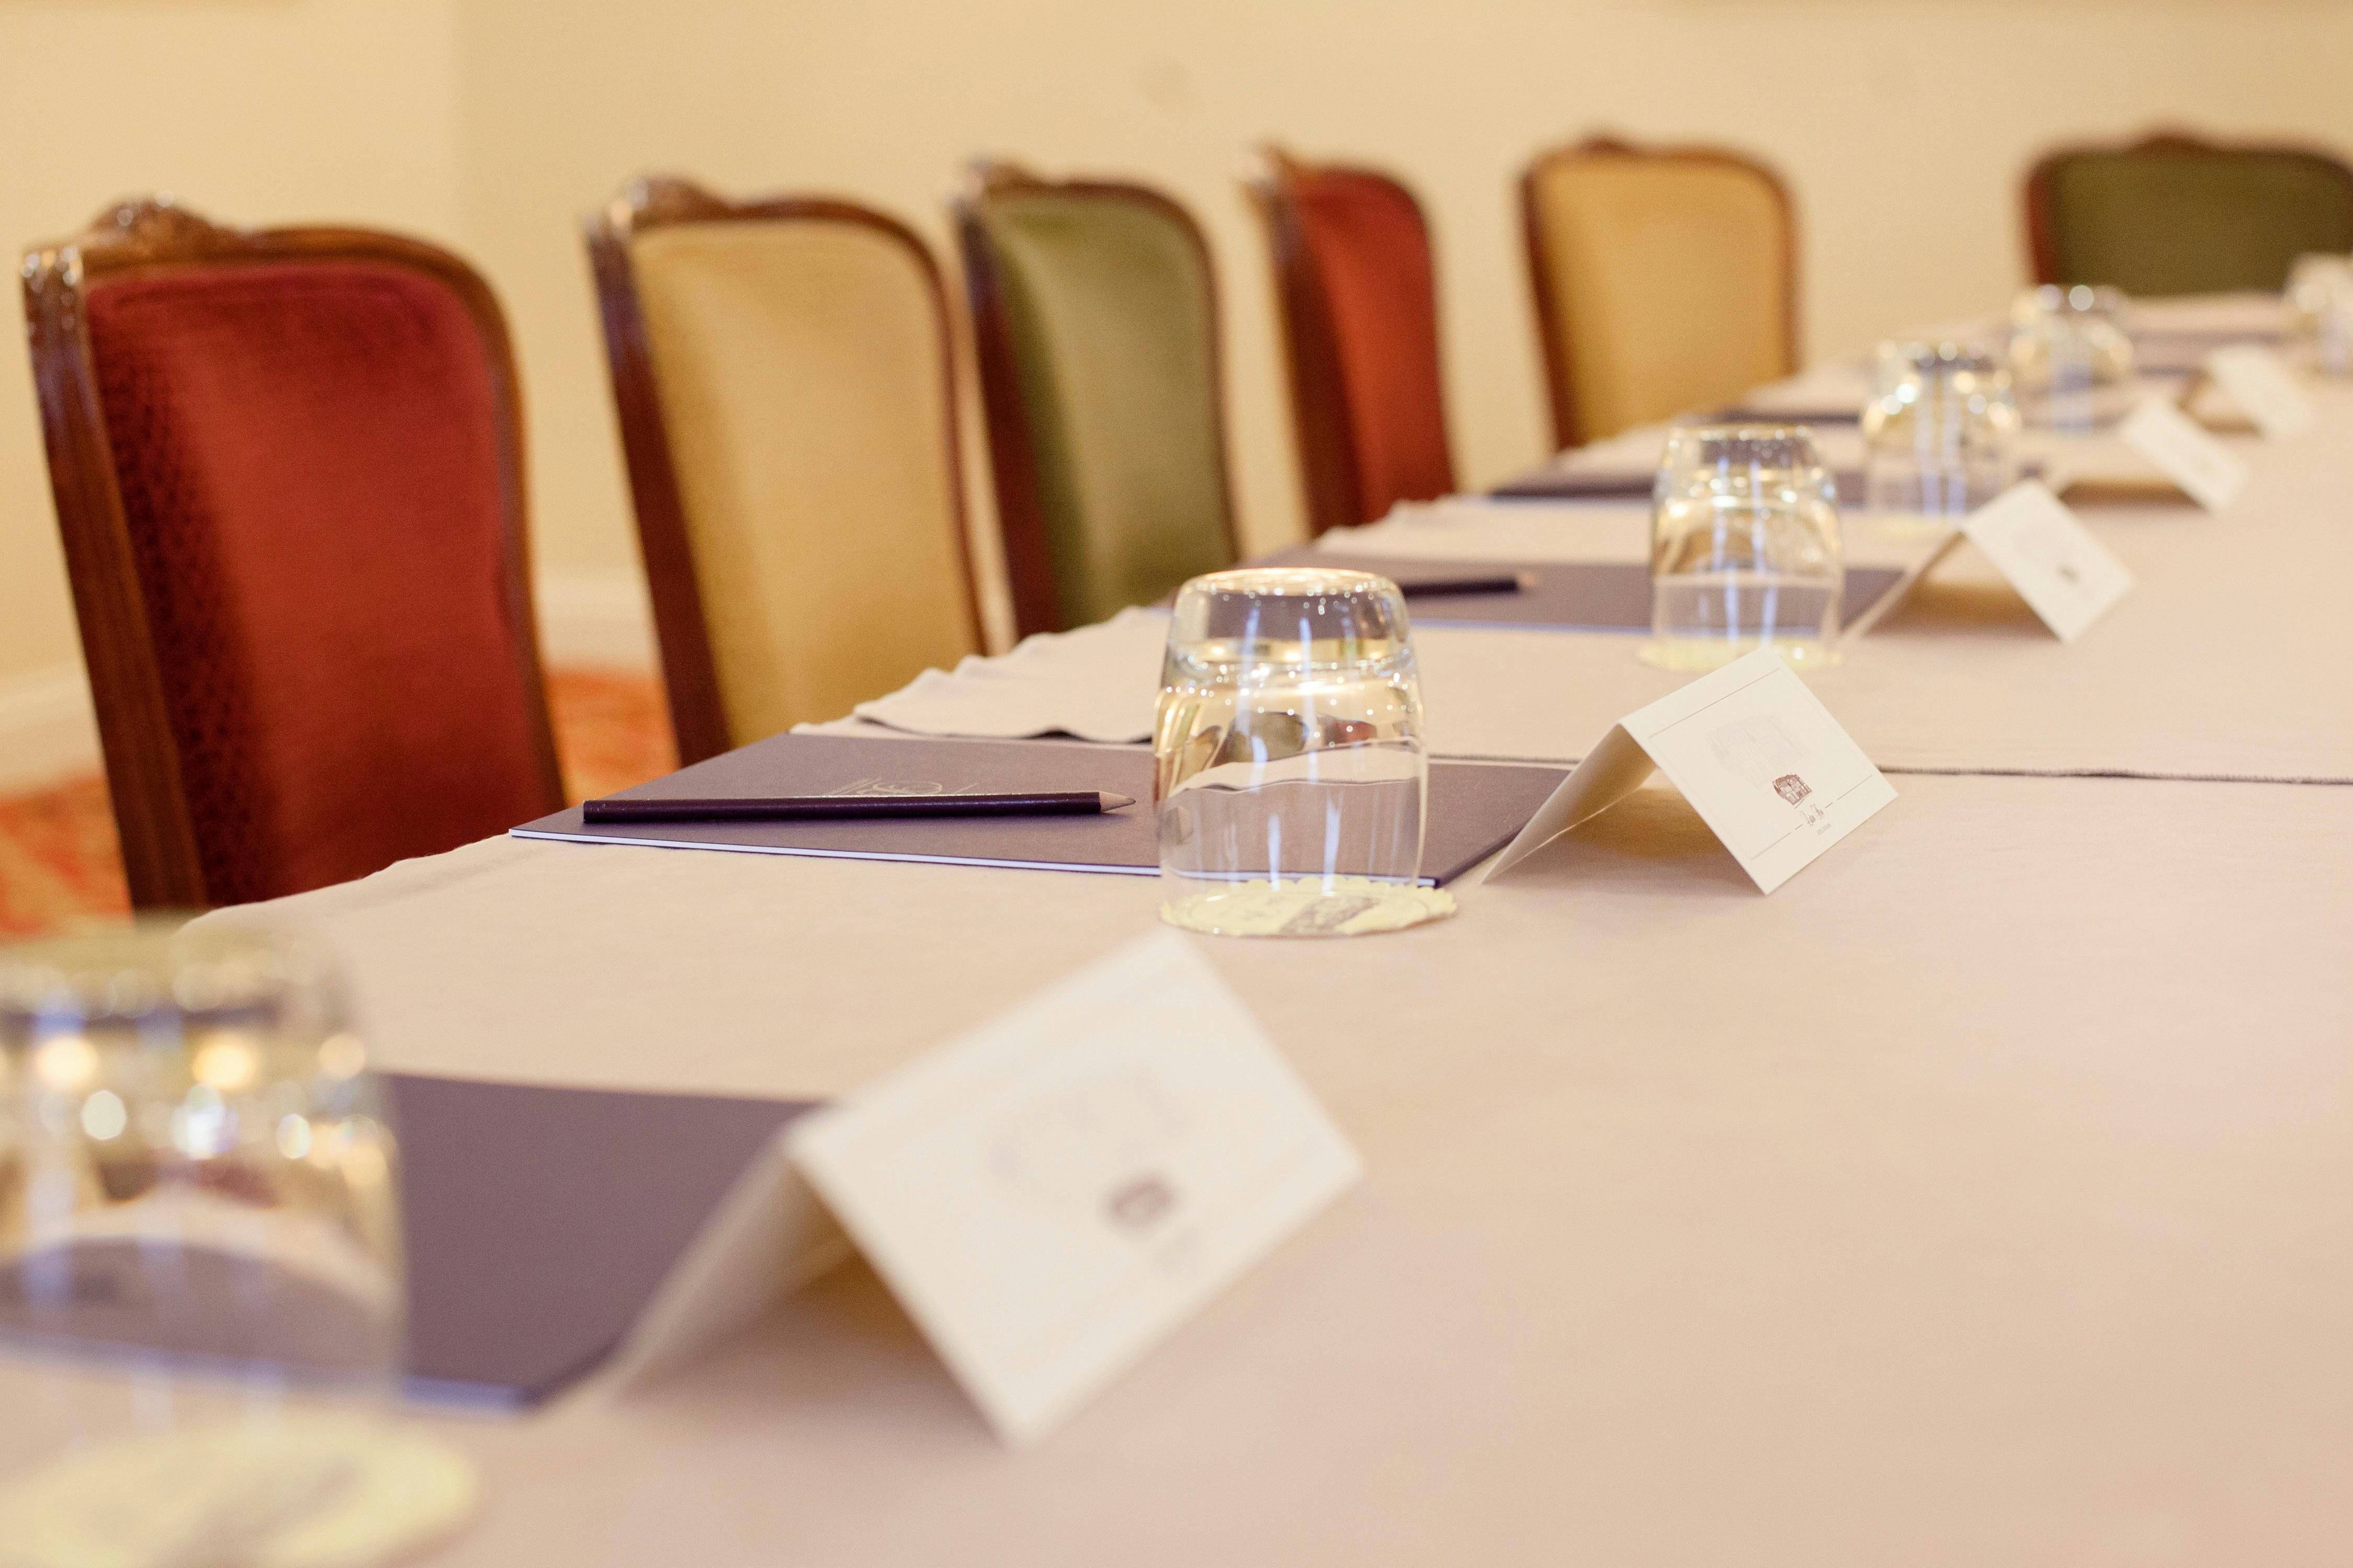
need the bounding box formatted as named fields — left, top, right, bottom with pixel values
left=1862, top=339, right=2020, bottom=534
left=0, top=922, right=470, bottom=1565
left=1645, top=425, right=1844, bottom=672
left=1154, top=569, right=1447, bottom=937
left=2008, top=284, right=2136, bottom=431
left=2287, top=253, right=2353, bottom=377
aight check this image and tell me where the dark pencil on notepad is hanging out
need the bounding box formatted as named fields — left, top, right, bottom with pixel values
left=1397, top=572, right=1534, bottom=599
left=581, top=792, right=1137, bottom=824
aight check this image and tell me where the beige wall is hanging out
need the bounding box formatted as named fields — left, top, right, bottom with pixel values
left=458, top=0, right=2353, bottom=655
left=4, top=0, right=2351, bottom=703
left=0, top=0, right=462, bottom=700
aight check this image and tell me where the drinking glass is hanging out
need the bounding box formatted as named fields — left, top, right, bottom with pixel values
left=0, top=922, right=471, bottom=1565
left=2008, top=284, right=2136, bottom=431
left=1154, top=568, right=1446, bottom=937
left=2287, top=253, right=2353, bottom=377
left=1645, top=425, right=1844, bottom=672
left=1861, top=339, right=2019, bottom=534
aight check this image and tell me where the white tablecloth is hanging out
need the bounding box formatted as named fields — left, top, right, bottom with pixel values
left=72, top=297, right=2352, bottom=1563
left=854, top=386, right=2353, bottom=783
left=173, top=770, right=2353, bottom=1566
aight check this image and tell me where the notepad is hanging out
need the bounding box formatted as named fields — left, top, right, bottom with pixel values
left=1492, top=468, right=1869, bottom=506
left=1267, top=551, right=1906, bottom=635
left=514, top=733, right=1568, bottom=887
left=391, top=1074, right=820, bottom=1408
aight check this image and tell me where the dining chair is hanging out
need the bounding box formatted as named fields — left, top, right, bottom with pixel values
left=954, top=161, right=1239, bottom=637
left=2024, top=131, right=2353, bottom=297
left=1520, top=135, right=1799, bottom=449
left=1246, top=146, right=1456, bottom=537
left=585, top=177, right=982, bottom=764
left=22, top=197, right=563, bottom=911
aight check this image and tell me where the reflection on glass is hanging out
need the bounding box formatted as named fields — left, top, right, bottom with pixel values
left=2288, top=253, right=2353, bottom=378
left=2008, top=284, right=2136, bottom=431
left=1862, top=339, right=2020, bottom=535
left=1154, top=569, right=1444, bottom=937
left=1645, top=425, right=1843, bottom=672
left=0, top=922, right=463, bottom=1564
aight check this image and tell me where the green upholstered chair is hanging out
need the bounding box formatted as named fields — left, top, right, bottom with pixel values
left=956, top=162, right=1238, bottom=637
left=2026, top=133, right=2353, bottom=297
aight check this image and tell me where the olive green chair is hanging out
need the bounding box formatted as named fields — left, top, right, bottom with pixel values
left=2025, top=133, right=2353, bottom=297
left=956, top=162, right=1238, bottom=637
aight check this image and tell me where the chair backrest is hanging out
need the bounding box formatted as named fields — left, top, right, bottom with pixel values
left=1247, top=148, right=1455, bottom=537
left=2024, top=131, right=2353, bottom=297
left=1520, top=136, right=1798, bottom=449
left=22, top=197, right=562, bottom=911
left=585, top=177, right=982, bottom=763
left=956, top=163, right=1238, bottom=637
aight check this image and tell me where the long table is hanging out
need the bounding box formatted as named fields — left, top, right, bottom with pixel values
left=137, top=311, right=2353, bottom=1560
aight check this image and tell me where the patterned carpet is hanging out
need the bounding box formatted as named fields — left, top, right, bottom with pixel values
left=0, top=669, right=676, bottom=939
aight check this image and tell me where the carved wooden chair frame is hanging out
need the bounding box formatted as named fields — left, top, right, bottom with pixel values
left=21, top=196, right=560, bottom=909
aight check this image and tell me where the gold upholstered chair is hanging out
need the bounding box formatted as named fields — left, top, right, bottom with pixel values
left=954, top=160, right=1239, bottom=637
left=1520, top=135, right=1799, bottom=449
left=585, top=177, right=982, bottom=764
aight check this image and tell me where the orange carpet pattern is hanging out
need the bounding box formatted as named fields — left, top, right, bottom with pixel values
left=0, top=668, right=676, bottom=940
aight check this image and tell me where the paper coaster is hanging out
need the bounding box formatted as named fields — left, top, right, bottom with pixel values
left=0, top=1412, right=478, bottom=1568
left=1161, top=877, right=1457, bottom=937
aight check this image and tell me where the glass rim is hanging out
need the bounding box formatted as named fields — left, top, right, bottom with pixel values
left=1664, top=420, right=1824, bottom=443
left=0, top=919, right=328, bottom=1025
left=1878, top=337, right=2003, bottom=371
left=2019, top=282, right=2128, bottom=314
left=1174, top=566, right=1404, bottom=603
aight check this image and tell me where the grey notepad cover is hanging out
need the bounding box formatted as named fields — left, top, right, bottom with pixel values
left=390, top=1072, right=816, bottom=1409
left=1272, top=551, right=1905, bottom=636
left=1492, top=468, right=1869, bottom=505
left=514, top=734, right=1568, bottom=887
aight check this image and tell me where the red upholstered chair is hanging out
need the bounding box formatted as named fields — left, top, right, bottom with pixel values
left=1247, top=148, right=1456, bottom=536
left=23, top=197, right=563, bottom=910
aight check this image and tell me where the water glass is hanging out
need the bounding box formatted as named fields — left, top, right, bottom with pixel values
left=2287, top=253, right=2353, bottom=377
left=0, top=922, right=467, bottom=1565
left=1645, top=425, right=1844, bottom=672
left=2008, top=284, right=2136, bottom=431
left=1862, top=339, right=2019, bottom=533
left=1154, top=568, right=1443, bottom=937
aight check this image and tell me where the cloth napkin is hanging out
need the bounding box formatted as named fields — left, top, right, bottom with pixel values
left=848, top=607, right=1166, bottom=744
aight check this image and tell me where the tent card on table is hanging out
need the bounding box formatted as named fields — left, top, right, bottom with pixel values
left=1486, top=648, right=1895, bottom=894
left=1850, top=480, right=2135, bottom=645
left=616, top=931, right=1359, bottom=1447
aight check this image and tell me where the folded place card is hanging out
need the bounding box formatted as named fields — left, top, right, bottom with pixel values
left=1958, top=481, right=2135, bottom=641
left=1486, top=648, right=1895, bottom=892
left=2118, top=395, right=2249, bottom=513
left=1860, top=481, right=2134, bottom=644
left=2203, top=345, right=2315, bottom=441
left=622, top=931, right=1360, bottom=1445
